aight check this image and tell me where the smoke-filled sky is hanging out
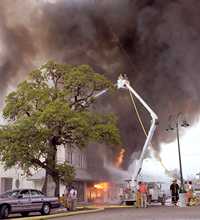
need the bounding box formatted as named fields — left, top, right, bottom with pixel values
left=1, top=0, right=200, bottom=173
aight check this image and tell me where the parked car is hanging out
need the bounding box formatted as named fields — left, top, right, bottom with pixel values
left=0, top=189, right=60, bottom=218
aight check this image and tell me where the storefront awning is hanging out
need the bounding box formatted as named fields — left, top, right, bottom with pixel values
left=28, top=168, right=93, bottom=181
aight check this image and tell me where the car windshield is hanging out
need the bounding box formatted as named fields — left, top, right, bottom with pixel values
left=0, top=190, right=20, bottom=198
left=148, top=183, right=155, bottom=189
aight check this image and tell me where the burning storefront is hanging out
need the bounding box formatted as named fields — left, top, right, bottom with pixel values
left=87, top=182, right=122, bottom=203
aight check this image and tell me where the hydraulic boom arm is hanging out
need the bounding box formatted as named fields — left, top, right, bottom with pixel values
left=117, top=75, right=158, bottom=182
left=93, top=74, right=158, bottom=183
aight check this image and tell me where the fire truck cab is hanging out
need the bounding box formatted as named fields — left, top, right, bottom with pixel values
left=120, top=180, right=136, bottom=205
left=147, top=182, right=166, bottom=205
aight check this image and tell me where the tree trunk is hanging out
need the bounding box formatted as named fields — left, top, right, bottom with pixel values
left=47, top=138, right=59, bottom=197
left=53, top=175, right=60, bottom=197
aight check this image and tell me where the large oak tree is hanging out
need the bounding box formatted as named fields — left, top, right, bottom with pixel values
left=0, top=61, right=121, bottom=196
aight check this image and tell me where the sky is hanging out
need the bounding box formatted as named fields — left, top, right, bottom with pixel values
left=140, top=119, right=200, bottom=181
left=160, top=120, right=200, bottom=179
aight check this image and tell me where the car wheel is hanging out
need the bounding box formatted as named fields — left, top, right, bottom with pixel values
left=41, top=203, right=51, bottom=215
left=21, top=212, right=29, bottom=217
left=0, top=205, right=9, bottom=219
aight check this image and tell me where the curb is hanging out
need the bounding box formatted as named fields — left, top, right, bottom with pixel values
left=104, top=205, right=134, bottom=209
left=10, top=207, right=105, bottom=220
left=10, top=205, right=134, bottom=220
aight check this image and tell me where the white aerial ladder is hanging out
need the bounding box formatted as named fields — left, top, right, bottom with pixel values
left=94, top=74, right=158, bottom=183
left=117, top=74, right=158, bottom=183
left=93, top=74, right=158, bottom=204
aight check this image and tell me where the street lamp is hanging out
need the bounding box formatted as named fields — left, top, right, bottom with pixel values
left=196, top=172, right=200, bottom=180
left=166, top=113, right=189, bottom=192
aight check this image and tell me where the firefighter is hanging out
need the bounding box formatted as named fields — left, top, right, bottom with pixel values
left=139, top=181, right=148, bottom=208
left=136, top=181, right=142, bottom=208
left=170, top=179, right=179, bottom=206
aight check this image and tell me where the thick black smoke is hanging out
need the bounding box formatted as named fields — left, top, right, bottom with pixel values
left=0, top=0, right=200, bottom=172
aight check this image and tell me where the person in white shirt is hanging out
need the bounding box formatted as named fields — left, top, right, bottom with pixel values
left=68, top=186, right=77, bottom=211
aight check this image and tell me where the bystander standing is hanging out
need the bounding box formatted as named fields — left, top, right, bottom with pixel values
left=186, top=181, right=193, bottom=206
left=68, top=186, right=78, bottom=211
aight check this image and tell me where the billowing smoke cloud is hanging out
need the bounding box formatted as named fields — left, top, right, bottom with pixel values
left=0, top=0, right=200, bottom=174
left=0, top=1, right=37, bottom=100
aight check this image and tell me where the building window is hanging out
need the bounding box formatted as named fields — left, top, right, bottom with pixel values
left=66, top=146, right=73, bottom=164
left=78, top=154, right=81, bottom=168
left=65, top=145, right=87, bottom=168
left=78, top=150, right=86, bottom=168
left=81, top=154, right=83, bottom=168
left=82, top=152, right=87, bottom=169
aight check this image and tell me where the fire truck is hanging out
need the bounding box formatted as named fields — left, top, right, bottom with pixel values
left=147, top=182, right=166, bottom=205
left=120, top=181, right=166, bottom=206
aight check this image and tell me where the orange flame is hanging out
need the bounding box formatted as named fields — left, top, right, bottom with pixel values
left=115, top=148, right=125, bottom=168
left=94, top=182, right=109, bottom=190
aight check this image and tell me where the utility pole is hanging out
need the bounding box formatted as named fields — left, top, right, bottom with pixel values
left=176, top=120, right=184, bottom=191
left=166, top=113, right=189, bottom=192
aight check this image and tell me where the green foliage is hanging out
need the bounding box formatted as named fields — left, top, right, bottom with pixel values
left=56, top=162, right=75, bottom=185
left=0, top=61, right=121, bottom=193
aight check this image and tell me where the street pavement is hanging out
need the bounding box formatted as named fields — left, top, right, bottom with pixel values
left=53, top=207, right=200, bottom=220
